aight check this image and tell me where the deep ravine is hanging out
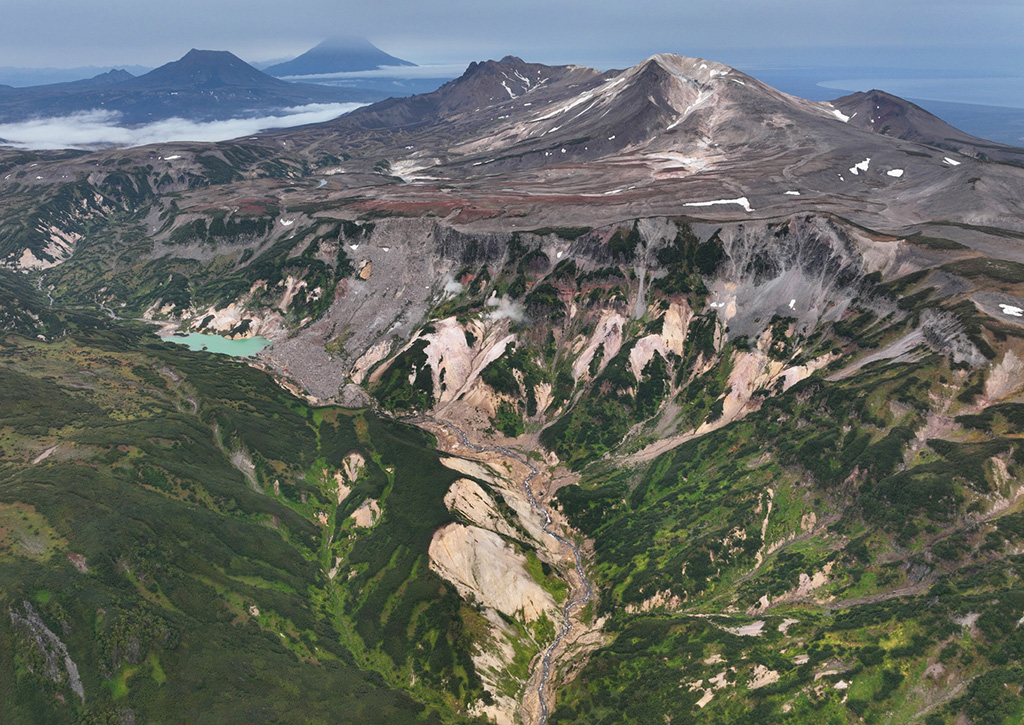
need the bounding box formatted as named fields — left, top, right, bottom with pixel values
left=416, top=416, right=594, bottom=725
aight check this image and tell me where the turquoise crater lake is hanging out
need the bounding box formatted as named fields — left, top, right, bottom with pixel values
left=162, top=333, right=271, bottom=357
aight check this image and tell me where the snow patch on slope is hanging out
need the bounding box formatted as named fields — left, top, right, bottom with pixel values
left=685, top=197, right=753, bottom=212
left=830, top=107, right=850, bottom=122
left=849, top=158, right=870, bottom=175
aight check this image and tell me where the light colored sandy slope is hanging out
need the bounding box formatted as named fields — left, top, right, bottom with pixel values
left=428, top=522, right=555, bottom=622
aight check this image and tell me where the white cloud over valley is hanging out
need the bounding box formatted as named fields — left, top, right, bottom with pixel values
left=279, top=64, right=470, bottom=82
left=0, top=103, right=366, bottom=150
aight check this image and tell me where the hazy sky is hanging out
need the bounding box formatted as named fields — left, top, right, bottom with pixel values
left=0, top=0, right=1021, bottom=72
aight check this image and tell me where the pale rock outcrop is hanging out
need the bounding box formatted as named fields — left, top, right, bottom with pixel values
left=694, top=334, right=779, bottom=437
left=327, top=557, right=342, bottom=580
left=277, top=275, right=309, bottom=313
left=628, top=335, right=669, bottom=381
left=456, top=383, right=505, bottom=419
left=423, top=318, right=477, bottom=402
left=984, top=350, right=1024, bottom=401
left=781, top=351, right=840, bottom=391
left=661, top=300, right=692, bottom=354
left=695, top=669, right=732, bottom=708
left=420, top=318, right=514, bottom=404
left=572, top=312, right=626, bottom=381
left=789, top=562, right=833, bottom=600
left=191, top=296, right=283, bottom=339
left=534, top=381, right=554, bottom=416
left=630, top=323, right=831, bottom=460
left=695, top=328, right=836, bottom=438
left=725, top=620, right=766, bottom=637
left=624, top=589, right=683, bottom=614
left=440, top=456, right=506, bottom=487
left=350, top=498, right=381, bottom=528
left=31, top=446, right=58, bottom=465
left=439, top=457, right=549, bottom=544
left=750, top=561, right=835, bottom=613
left=749, top=664, right=780, bottom=689
left=444, top=478, right=520, bottom=539
left=18, top=249, right=51, bottom=270
left=332, top=472, right=352, bottom=505
left=342, top=452, right=365, bottom=484
left=351, top=340, right=394, bottom=384
left=11, top=226, right=81, bottom=270
left=428, top=523, right=555, bottom=622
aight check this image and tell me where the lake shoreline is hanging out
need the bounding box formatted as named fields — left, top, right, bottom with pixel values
left=160, top=332, right=272, bottom=357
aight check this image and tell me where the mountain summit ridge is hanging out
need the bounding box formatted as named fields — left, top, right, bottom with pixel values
left=256, top=51, right=1021, bottom=236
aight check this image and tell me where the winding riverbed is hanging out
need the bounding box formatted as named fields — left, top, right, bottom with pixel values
left=420, top=417, right=594, bottom=724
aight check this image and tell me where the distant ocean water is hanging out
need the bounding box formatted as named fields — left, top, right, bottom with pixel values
left=817, top=77, right=1024, bottom=110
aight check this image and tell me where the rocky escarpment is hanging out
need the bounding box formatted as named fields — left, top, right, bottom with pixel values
left=352, top=212, right=982, bottom=437
left=257, top=213, right=907, bottom=403
left=100, top=204, right=993, bottom=508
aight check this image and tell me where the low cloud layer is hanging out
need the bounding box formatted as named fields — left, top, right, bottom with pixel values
left=486, top=294, right=526, bottom=323
left=0, top=103, right=365, bottom=150
left=442, top=275, right=465, bottom=295
left=280, top=63, right=468, bottom=82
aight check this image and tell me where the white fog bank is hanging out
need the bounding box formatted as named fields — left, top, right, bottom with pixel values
left=0, top=102, right=366, bottom=150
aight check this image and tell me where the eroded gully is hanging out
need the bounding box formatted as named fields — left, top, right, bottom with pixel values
left=415, top=416, right=594, bottom=725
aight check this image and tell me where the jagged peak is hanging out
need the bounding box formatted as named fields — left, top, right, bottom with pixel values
left=463, top=55, right=537, bottom=76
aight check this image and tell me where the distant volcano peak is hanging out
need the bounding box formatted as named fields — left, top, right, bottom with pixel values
left=137, top=49, right=281, bottom=89
left=265, top=36, right=415, bottom=77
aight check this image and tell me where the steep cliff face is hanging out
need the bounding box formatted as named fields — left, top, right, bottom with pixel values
left=73, top=202, right=995, bottom=489
left=348, top=213, right=990, bottom=467
left=706, top=216, right=889, bottom=337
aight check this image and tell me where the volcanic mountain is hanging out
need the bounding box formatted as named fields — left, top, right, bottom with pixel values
left=832, top=88, right=1024, bottom=163
left=2, top=53, right=1024, bottom=725
left=259, top=53, right=1024, bottom=238
left=265, top=36, right=416, bottom=77
left=0, top=49, right=386, bottom=124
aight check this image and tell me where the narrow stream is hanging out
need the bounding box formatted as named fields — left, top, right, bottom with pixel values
left=96, top=299, right=121, bottom=320
left=419, top=417, right=594, bottom=724
left=35, top=277, right=55, bottom=307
